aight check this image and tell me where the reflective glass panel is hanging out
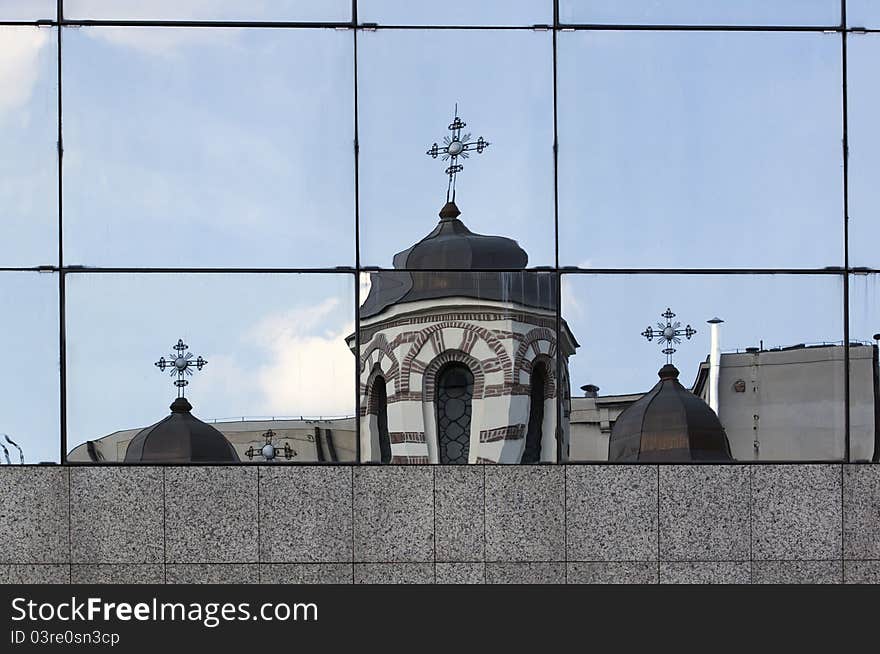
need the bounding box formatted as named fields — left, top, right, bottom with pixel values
left=0, top=26, right=57, bottom=266
left=848, top=273, right=880, bottom=462
left=558, top=31, right=843, bottom=269
left=64, top=1, right=350, bottom=22
left=560, top=0, right=840, bottom=26
left=65, top=273, right=356, bottom=462
left=62, top=27, right=354, bottom=267
left=357, top=270, right=561, bottom=463
left=0, top=1, right=55, bottom=20
left=846, top=34, right=880, bottom=269
left=847, top=0, right=880, bottom=27
left=0, top=272, right=59, bottom=464
left=358, top=29, right=555, bottom=268
left=562, top=273, right=845, bottom=461
left=358, top=0, right=552, bottom=26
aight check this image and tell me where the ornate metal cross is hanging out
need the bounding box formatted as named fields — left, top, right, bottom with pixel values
left=245, top=429, right=295, bottom=462
left=641, top=308, right=696, bottom=364
left=155, top=339, right=207, bottom=398
left=426, top=104, right=490, bottom=203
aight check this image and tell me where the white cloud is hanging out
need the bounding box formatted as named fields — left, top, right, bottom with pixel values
left=200, top=299, right=355, bottom=419
left=0, top=27, right=49, bottom=116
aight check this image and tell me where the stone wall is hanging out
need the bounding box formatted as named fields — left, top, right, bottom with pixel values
left=1, top=464, right=878, bottom=584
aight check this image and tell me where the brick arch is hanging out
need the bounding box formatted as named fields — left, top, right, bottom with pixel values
left=514, top=327, right=557, bottom=380
left=359, top=332, right=399, bottom=381
left=364, top=363, right=388, bottom=416
left=422, top=350, right=486, bottom=400
left=399, top=321, right=510, bottom=394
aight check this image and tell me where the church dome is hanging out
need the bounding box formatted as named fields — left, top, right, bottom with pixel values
left=608, top=364, right=733, bottom=462
left=124, top=397, right=240, bottom=463
left=392, top=201, right=528, bottom=270
left=361, top=201, right=555, bottom=318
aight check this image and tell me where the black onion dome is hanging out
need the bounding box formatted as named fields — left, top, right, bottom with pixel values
left=392, top=201, right=528, bottom=270
left=361, top=201, right=554, bottom=318
left=124, top=397, right=240, bottom=463
left=608, top=364, right=733, bottom=462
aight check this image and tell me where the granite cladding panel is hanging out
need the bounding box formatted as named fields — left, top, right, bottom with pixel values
left=485, top=467, right=564, bottom=562
left=353, top=467, right=434, bottom=562
left=751, top=465, right=842, bottom=561
left=70, top=467, right=163, bottom=564
left=566, top=466, right=658, bottom=562
left=843, top=465, right=880, bottom=559
left=434, top=466, right=484, bottom=562
left=259, top=466, right=352, bottom=563
left=0, top=467, right=69, bottom=564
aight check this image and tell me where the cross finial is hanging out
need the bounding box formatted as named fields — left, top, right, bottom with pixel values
left=426, top=104, right=490, bottom=203
left=641, top=308, right=696, bottom=365
left=154, top=339, right=207, bottom=398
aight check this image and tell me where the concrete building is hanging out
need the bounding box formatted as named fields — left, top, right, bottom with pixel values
left=570, top=343, right=878, bottom=462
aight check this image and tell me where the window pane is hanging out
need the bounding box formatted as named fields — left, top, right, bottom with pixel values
left=358, top=30, right=554, bottom=268
left=562, top=273, right=845, bottom=461
left=65, top=273, right=356, bottom=463
left=0, top=26, right=57, bottom=267
left=0, top=272, right=59, bottom=464
left=357, top=270, right=562, bottom=463
left=848, top=273, right=880, bottom=462
left=847, top=0, right=880, bottom=27
left=558, top=31, right=843, bottom=269
left=62, top=27, right=354, bottom=268
left=0, top=1, right=55, bottom=20
left=560, top=0, right=839, bottom=26
left=358, top=0, right=552, bottom=26
left=64, top=1, right=350, bottom=22
left=847, top=34, right=879, bottom=269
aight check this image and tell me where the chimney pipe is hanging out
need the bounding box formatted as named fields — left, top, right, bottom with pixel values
left=580, top=384, right=599, bottom=398
left=707, top=318, right=724, bottom=414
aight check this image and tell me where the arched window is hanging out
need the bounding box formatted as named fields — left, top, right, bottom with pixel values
left=522, top=361, right=547, bottom=463
left=436, top=363, right=474, bottom=464
left=371, top=376, right=391, bottom=464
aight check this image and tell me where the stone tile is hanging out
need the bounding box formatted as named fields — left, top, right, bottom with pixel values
left=485, top=467, right=564, bottom=562
left=0, top=565, right=70, bottom=584
left=166, top=564, right=259, bottom=584
left=567, top=562, right=658, bottom=585
left=566, top=466, right=658, bottom=562
left=259, top=466, right=352, bottom=563
left=0, top=467, right=69, bottom=564
left=435, top=466, right=484, bottom=562
left=660, top=562, right=750, bottom=584
left=844, top=561, right=880, bottom=584
left=71, top=564, right=164, bottom=584
left=165, top=467, right=258, bottom=564
left=70, top=467, right=163, bottom=564
left=485, top=562, right=565, bottom=584
left=751, top=561, right=842, bottom=584
left=843, top=465, right=880, bottom=559
left=262, top=563, right=353, bottom=584
left=751, top=466, right=842, bottom=560
left=353, top=467, right=433, bottom=562
left=354, top=563, right=434, bottom=584
left=660, top=466, right=749, bottom=561
left=436, top=562, right=485, bottom=584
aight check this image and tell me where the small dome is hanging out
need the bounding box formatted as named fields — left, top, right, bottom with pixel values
left=608, top=364, right=733, bottom=462
left=392, top=201, right=528, bottom=270
left=124, top=397, right=240, bottom=463
left=361, top=201, right=556, bottom=318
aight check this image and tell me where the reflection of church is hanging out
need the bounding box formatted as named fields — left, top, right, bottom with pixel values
left=70, top=110, right=741, bottom=465
left=349, top=199, right=577, bottom=463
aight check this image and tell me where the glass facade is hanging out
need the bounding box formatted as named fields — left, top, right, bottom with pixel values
left=0, top=2, right=874, bottom=464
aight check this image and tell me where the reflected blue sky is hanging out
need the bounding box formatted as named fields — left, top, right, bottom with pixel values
left=62, top=27, right=355, bottom=267
left=560, top=0, right=840, bottom=25
left=0, top=274, right=59, bottom=463
left=0, top=1, right=56, bottom=20
left=63, top=0, right=350, bottom=22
